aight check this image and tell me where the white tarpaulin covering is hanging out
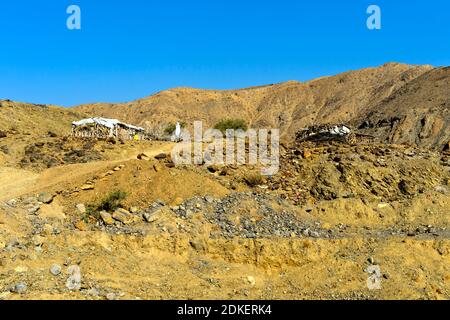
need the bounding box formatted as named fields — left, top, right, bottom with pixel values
left=72, top=117, right=144, bottom=131
left=328, top=125, right=351, bottom=136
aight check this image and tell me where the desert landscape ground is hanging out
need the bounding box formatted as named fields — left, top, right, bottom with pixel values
left=0, top=63, right=449, bottom=300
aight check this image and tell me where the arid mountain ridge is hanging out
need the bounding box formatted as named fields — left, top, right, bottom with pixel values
left=2, top=62, right=449, bottom=150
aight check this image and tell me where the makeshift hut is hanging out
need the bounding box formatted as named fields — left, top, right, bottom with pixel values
left=72, top=117, right=145, bottom=141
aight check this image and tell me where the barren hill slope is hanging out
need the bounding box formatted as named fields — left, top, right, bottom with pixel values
left=74, top=63, right=449, bottom=149
left=358, top=66, right=450, bottom=149
left=0, top=100, right=85, bottom=136
left=0, top=100, right=88, bottom=166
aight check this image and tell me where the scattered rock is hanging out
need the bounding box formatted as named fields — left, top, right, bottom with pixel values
left=435, top=185, right=448, bottom=194
left=74, top=220, right=88, bottom=231
left=6, top=199, right=17, bottom=208
left=76, top=203, right=86, bottom=214
left=32, top=235, right=45, bottom=246
left=189, top=238, right=207, bottom=252
left=247, top=276, right=256, bottom=286
left=38, top=192, right=54, bottom=204
left=137, top=153, right=150, bottom=160
left=100, top=211, right=115, bottom=225
left=0, top=131, right=6, bottom=138
left=81, top=184, right=95, bottom=191
left=87, top=287, right=100, bottom=297
left=130, top=207, right=139, bottom=213
left=398, top=180, right=416, bottom=196
left=207, top=165, right=219, bottom=173
left=106, top=293, right=116, bottom=300
left=50, top=264, right=62, bottom=276
left=155, top=153, right=167, bottom=160
left=303, top=149, right=312, bottom=159
left=143, top=206, right=170, bottom=223
left=12, top=283, right=27, bottom=294
left=28, top=204, right=40, bottom=214
left=112, top=208, right=134, bottom=225
left=66, top=265, right=82, bottom=291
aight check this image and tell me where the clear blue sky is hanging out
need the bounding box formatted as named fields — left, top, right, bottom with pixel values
left=1, top=0, right=449, bottom=106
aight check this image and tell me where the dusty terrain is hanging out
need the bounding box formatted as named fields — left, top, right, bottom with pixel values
left=74, top=63, right=449, bottom=150
left=1, top=63, right=449, bottom=300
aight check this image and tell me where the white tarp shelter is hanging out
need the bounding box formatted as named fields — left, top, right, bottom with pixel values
left=72, top=117, right=145, bottom=139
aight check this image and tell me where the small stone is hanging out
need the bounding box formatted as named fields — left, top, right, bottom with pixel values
left=247, top=276, right=256, bottom=286
left=207, top=165, right=219, bottom=173
left=130, top=207, right=139, bottom=213
left=12, top=283, right=27, bottom=294
left=303, top=149, right=312, bottom=159
left=32, top=235, right=45, bottom=246
left=435, top=186, right=448, bottom=194
left=66, top=265, right=82, bottom=291
left=74, top=220, right=88, bottom=231
left=38, top=192, right=54, bottom=204
left=6, top=199, right=17, bottom=208
left=50, top=264, right=62, bottom=276
left=87, top=287, right=100, bottom=297
left=28, top=204, right=40, bottom=214
left=76, top=203, right=86, bottom=214
left=189, top=239, right=207, bottom=252
left=106, top=293, right=116, bottom=300
left=154, top=153, right=167, bottom=160
left=81, top=184, right=95, bottom=191
left=112, top=208, right=134, bottom=225
left=137, top=153, right=150, bottom=161
left=143, top=207, right=170, bottom=223
left=100, top=211, right=115, bottom=225
left=309, top=231, right=320, bottom=238
left=398, top=180, right=416, bottom=196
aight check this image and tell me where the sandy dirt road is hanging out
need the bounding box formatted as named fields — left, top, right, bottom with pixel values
left=0, top=142, right=175, bottom=202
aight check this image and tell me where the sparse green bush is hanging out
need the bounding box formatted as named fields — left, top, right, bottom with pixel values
left=97, top=190, right=127, bottom=212
left=214, top=118, right=248, bottom=133
left=244, top=173, right=265, bottom=187
left=164, top=122, right=186, bottom=135
left=86, top=190, right=128, bottom=221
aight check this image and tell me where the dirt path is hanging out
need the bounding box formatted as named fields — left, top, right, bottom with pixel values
left=0, top=142, right=175, bottom=202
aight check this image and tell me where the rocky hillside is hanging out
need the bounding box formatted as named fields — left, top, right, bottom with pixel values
left=0, top=100, right=85, bottom=136
left=73, top=63, right=449, bottom=150
left=0, top=100, right=87, bottom=167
